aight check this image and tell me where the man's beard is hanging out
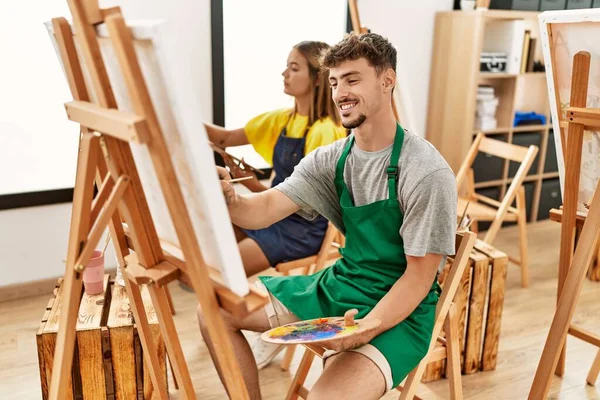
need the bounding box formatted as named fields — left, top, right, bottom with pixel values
left=342, top=113, right=366, bottom=129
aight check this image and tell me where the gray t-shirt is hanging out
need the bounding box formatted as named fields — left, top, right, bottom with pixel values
left=274, top=129, right=457, bottom=260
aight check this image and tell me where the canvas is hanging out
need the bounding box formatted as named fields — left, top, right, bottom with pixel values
left=539, top=9, right=600, bottom=213
left=44, top=19, right=249, bottom=296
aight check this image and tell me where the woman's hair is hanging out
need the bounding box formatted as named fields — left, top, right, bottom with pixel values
left=293, top=41, right=340, bottom=126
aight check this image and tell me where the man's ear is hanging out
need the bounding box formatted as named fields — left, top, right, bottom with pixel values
left=383, top=69, right=396, bottom=93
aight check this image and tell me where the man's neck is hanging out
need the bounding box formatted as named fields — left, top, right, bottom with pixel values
left=353, top=107, right=397, bottom=152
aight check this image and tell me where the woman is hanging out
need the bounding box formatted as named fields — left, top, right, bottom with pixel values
left=205, top=41, right=345, bottom=277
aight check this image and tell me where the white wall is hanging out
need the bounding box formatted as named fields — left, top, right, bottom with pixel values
left=1, top=1, right=452, bottom=289
left=359, top=1, right=455, bottom=137
left=0, top=0, right=211, bottom=289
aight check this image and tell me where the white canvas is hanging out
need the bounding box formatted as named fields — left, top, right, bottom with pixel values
left=45, top=19, right=249, bottom=296
left=539, top=9, right=600, bottom=214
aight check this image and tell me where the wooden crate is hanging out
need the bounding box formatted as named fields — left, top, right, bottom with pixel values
left=36, top=275, right=167, bottom=399
left=422, top=240, right=508, bottom=382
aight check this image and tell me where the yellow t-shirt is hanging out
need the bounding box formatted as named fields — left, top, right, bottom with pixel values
left=244, top=108, right=347, bottom=166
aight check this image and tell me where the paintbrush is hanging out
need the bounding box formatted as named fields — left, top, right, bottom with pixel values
left=225, top=176, right=254, bottom=184
left=458, top=201, right=470, bottom=230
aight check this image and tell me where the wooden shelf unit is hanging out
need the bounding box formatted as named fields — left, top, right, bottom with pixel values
left=426, top=10, right=560, bottom=223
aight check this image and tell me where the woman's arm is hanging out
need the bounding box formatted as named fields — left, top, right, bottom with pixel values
left=204, top=123, right=249, bottom=147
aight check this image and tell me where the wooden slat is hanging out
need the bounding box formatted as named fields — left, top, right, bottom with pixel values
left=76, top=274, right=110, bottom=399
left=65, top=101, right=150, bottom=144
left=478, top=242, right=508, bottom=371
left=42, top=276, right=74, bottom=400
left=124, top=253, right=179, bottom=287
left=36, top=289, right=57, bottom=400
left=549, top=208, right=587, bottom=229
left=140, top=286, right=168, bottom=400
left=568, top=324, right=600, bottom=348
left=479, top=134, right=531, bottom=163
left=566, top=107, right=600, bottom=129
left=464, top=252, right=489, bottom=374
left=107, top=284, right=137, bottom=399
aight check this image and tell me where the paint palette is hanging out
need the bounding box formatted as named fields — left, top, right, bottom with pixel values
left=260, top=310, right=381, bottom=346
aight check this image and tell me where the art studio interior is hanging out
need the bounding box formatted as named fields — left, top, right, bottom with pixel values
left=3, top=0, right=600, bottom=399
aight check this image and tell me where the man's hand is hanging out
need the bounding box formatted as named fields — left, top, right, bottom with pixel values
left=217, top=166, right=236, bottom=206
left=317, top=311, right=381, bottom=352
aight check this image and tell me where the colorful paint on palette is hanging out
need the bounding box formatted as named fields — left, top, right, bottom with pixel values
left=267, top=318, right=359, bottom=341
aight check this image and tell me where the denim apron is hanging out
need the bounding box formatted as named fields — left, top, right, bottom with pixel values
left=260, top=124, right=440, bottom=387
left=243, top=115, right=328, bottom=265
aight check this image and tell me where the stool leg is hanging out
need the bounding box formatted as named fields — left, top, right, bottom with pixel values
left=445, top=304, right=463, bottom=400
left=587, top=349, right=600, bottom=386
left=516, top=188, right=529, bottom=288
left=286, top=349, right=315, bottom=400
left=281, top=345, right=296, bottom=371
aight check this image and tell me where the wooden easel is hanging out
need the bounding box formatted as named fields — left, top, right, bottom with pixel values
left=348, top=0, right=402, bottom=124
left=47, top=1, right=267, bottom=399
left=528, top=51, right=600, bottom=399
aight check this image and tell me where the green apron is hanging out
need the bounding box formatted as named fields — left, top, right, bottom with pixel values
left=259, top=123, right=440, bottom=388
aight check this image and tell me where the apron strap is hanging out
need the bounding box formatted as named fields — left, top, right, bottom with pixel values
left=386, top=124, right=405, bottom=200
left=335, top=135, right=355, bottom=200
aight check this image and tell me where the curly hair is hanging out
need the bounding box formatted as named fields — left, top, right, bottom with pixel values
left=319, top=32, right=397, bottom=76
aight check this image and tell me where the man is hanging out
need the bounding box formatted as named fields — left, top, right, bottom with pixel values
left=197, top=32, right=457, bottom=399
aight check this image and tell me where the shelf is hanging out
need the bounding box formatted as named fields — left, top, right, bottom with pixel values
left=512, top=124, right=551, bottom=132
left=473, top=127, right=511, bottom=134
left=479, top=73, right=517, bottom=79
left=478, top=72, right=545, bottom=79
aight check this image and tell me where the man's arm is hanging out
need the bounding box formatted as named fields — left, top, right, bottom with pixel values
left=365, top=254, right=440, bottom=334
left=219, top=166, right=299, bottom=229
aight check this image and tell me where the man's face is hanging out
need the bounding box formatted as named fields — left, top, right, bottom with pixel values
left=328, top=58, right=391, bottom=129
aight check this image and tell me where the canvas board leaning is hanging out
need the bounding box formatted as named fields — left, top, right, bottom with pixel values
left=44, top=19, right=249, bottom=296
left=539, top=9, right=600, bottom=214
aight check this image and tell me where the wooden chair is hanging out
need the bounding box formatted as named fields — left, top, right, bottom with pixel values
left=284, top=230, right=477, bottom=400
left=274, top=222, right=345, bottom=371
left=455, top=133, right=538, bottom=287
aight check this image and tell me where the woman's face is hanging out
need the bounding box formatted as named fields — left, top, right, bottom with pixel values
left=282, top=48, right=312, bottom=97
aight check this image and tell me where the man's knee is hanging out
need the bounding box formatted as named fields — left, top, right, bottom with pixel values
left=196, top=304, right=237, bottom=331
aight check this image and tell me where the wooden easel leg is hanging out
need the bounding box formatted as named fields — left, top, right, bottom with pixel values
left=48, top=133, right=99, bottom=400
left=147, top=284, right=196, bottom=398
left=528, top=181, right=600, bottom=399
left=165, top=284, right=176, bottom=315
left=587, top=349, right=600, bottom=386
left=445, top=304, right=463, bottom=400
left=553, top=52, right=591, bottom=379
left=516, top=186, right=529, bottom=288
left=122, top=276, right=169, bottom=399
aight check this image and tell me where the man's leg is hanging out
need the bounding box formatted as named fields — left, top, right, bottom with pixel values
left=197, top=304, right=271, bottom=400
left=308, top=352, right=387, bottom=400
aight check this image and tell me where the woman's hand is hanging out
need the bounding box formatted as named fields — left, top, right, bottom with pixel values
left=217, top=166, right=236, bottom=206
